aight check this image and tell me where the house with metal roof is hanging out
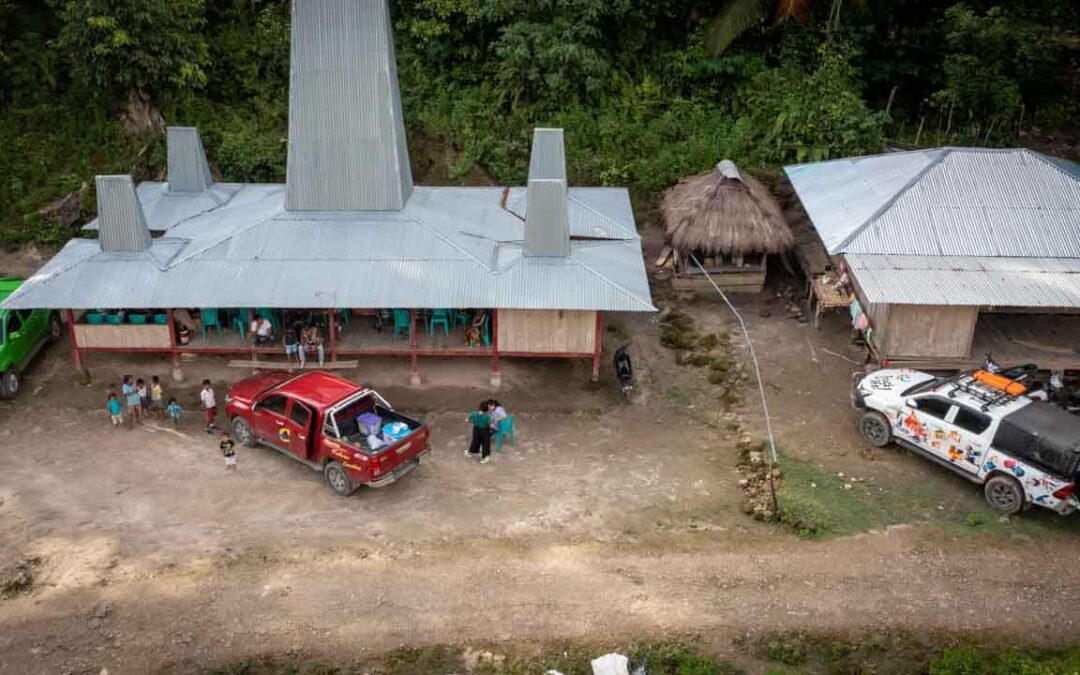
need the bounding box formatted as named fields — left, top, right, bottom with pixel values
left=786, top=147, right=1080, bottom=370
left=1, top=0, right=654, bottom=384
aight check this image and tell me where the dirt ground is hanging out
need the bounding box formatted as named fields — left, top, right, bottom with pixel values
left=2, top=268, right=1080, bottom=673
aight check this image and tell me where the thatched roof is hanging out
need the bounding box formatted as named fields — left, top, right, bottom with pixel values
left=662, top=160, right=794, bottom=256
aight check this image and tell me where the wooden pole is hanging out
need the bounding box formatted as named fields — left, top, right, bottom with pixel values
left=247, top=308, right=256, bottom=362
left=491, top=309, right=501, bottom=388
left=408, top=309, right=419, bottom=386
left=591, top=312, right=603, bottom=382
left=65, top=309, right=83, bottom=371
left=327, top=308, right=337, bottom=363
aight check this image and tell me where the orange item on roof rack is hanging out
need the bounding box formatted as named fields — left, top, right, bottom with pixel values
left=973, top=370, right=1027, bottom=396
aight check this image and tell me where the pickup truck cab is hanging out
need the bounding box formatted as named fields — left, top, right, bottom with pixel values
left=853, top=368, right=1080, bottom=515
left=224, top=371, right=431, bottom=496
left=0, top=279, right=62, bottom=398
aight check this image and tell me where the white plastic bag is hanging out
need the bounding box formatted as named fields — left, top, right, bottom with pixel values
left=591, top=653, right=629, bottom=675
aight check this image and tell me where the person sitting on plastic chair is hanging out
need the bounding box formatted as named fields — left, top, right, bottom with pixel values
left=488, top=400, right=514, bottom=451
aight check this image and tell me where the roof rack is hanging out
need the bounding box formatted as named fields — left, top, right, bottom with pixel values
left=945, top=372, right=1023, bottom=412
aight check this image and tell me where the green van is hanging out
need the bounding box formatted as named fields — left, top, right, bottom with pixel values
left=0, top=279, right=61, bottom=397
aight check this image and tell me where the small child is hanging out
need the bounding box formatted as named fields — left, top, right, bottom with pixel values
left=220, top=433, right=237, bottom=471
left=122, top=375, right=141, bottom=427
left=200, top=379, right=217, bottom=433
left=136, top=378, right=148, bottom=410
left=106, top=392, right=123, bottom=427
left=149, top=375, right=164, bottom=419
left=165, top=397, right=182, bottom=429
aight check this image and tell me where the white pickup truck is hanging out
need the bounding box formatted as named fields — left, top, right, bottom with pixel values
left=852, top=369, right=1080, bottom=515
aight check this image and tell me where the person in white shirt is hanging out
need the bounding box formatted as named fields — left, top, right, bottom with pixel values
left=200, top=379, right=217, bottom=433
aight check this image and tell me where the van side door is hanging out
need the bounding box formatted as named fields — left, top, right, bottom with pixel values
left=250, top=393, right=291, bottom=448
left=896, top=395, right=955, bottom=459
left=946, top=404, right=993, bottom=476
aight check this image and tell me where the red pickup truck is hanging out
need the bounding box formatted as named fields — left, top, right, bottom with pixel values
left=224, top=371, right=431, bottom=496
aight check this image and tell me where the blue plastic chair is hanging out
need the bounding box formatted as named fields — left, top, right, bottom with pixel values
left=233, top=312, right=247, bottom=338
left=86, top=312, right=106, bottom=325
left=201, top=308, right=222, bottom=340
left=429, top=309, right=451, bottom=336
left=337, top=309, right=351, bottom=326
left=482, top=311, right=492, bottom=347
left=392, top=309, right=411, bottom=339
left=455, top=310, right=472, bottom=327
left=105, top=312, right=124, bottom=325
left=153, top=314, right=168, bottom=325
left=495, top=415, right=515, bottom=451
left=128, top=313, right=147, bottom=325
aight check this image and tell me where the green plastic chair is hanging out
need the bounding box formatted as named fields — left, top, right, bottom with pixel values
left=494, top=415, right=515, bottom=451
left=429, top=309, right=451, bottom=336
left=482, top=311, right=492, bottom=347
left=153, top=314, right=168, bottom=325
left=86, top=312, right=106, bottom=325
left=201, top=308, right=222, bottom=340
left=128, top=313, right=147, bottom=325
left=455, top=310, right=472, bottom=327
left=392, top=309, right=411, bottom=339
left=104, top=312, right=124, bottom=325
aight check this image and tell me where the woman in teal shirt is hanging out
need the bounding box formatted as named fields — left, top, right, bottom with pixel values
left=466, top=401, right=492, bottom=464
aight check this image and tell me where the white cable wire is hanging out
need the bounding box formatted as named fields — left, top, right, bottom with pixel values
left=689, top=254, right=778, bottom=465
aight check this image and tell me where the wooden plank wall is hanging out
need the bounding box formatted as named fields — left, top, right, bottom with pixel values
left=74, top=324, right=171, bottom=350
left=497, top=310, right=596, bottom=354
left=881, top=304, right=978, bottom=358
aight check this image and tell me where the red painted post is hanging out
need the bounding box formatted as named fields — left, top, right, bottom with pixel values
left=491, top=309, right=501, bottom=388
left=65, top=309, right=83, bottom=371
left=247, top=308, right=256, bottom=361
left=591, top=311, right=603, bottom=382
left=327, top=308, right=337, bottom=363
left=409, top=309, right=419, bottom=385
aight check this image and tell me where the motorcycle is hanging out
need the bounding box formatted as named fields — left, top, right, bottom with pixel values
left=613, top=345, right=634, bottom=399
left=984, top=353, right=1079, bottom=414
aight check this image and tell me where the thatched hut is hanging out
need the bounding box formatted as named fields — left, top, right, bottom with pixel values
left=662, top=160, right=793, bottom=293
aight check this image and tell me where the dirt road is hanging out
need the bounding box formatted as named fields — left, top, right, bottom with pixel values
left=1, top=306, right=1079, bottom=674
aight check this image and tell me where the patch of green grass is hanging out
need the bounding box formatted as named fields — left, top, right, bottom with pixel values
left=775, top=452, right=1080, bottom=540
left=930, top=645, right=1080, bottom=675
left=633, top=644, right=744, bottom=675
left=663, top=386, right=694, bottom=408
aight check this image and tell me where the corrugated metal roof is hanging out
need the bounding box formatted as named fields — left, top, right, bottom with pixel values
left=846, top=254, right=1080, bottom=307
left=524, top=128, right=570, bottom=257
left=785, top=147, right=1080, bottom=256
left=506, top=189, right=638, bottom=240
left=82, top=182, right=242, bottom=232
left=166, top=127, right=213, bottom=192
left=284, top=0, right=412, bottom=211
left=2, top=185, right=653, bottom=312
left=95, top=176, right=152, bottom=253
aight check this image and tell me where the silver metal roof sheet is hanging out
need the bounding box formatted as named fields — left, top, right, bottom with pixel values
left=846, top=254, right=1080, bottom=307
left=284, top=0, right=412, bottom=211
left=95, top=176, right=152, bottom=253
left=785, top=147, right=1080, bottom=256
left=3, top=185, right=653, bottom=312
left=529, top=128, right=567, bottom=181
left=524, top=128, right=570, bottom=257
left=166, top=127, right=213, bottom=192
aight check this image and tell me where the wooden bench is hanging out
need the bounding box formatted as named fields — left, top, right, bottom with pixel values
left=228, top=360, right=359, bottom=371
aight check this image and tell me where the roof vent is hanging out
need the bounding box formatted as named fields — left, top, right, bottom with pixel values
left=716, top=159, right=743, bottom=181
left=285, top=0, right=413, bottom=211
left=167, top=127, right=214, bottom=192
left=524, top=128, right=570, bottom=257
left=96, top=176, right=152, bottom=253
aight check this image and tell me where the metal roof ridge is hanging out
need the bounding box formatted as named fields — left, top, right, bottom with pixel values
left=566, top=193, right=639, bottom=240
left=1020, top=147, right=1080, bottom=181
left=784, top=146, right=941, bottom=170
left=402, top=209, right=496, bottom=272
left=831, top=148, right=952, bottom=254
left=163, top=205, right=287, bottom=269
left=571, top=253, right=656, bottom=311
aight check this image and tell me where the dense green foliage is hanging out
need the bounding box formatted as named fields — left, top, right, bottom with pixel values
left=0, top=0, right=1076, bottom=247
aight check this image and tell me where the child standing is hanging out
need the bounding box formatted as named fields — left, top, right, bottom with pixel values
left=165, top=397, right=182, bottom=429
left=220, top=433, right=237, bottom=471
left=122, top=375, right=141, bottom=428
left=136, top=378, right=149, bottom=411
left=200, top=380, right=217, bottom=433
left=465, top=401, right=492, bottom=464
left=149, top=375, right=164, bottom=419
left=106, top=392, right=123, bottom=427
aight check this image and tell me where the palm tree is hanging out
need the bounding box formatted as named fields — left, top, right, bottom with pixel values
left=705, top=0, right=849, bottom=57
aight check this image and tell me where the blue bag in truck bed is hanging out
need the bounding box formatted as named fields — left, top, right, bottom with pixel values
left=381, top=421, right=411, bottom=443
left=356, top=413, right=382, bottom=436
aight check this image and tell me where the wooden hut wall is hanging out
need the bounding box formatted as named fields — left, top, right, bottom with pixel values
left=879, top=304, right=978, bottom=358
left=498, top=309, right=597, bottom=354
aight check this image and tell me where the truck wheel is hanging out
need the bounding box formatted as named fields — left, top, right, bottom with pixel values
left=231, top=416, right=257, bottom=447
left=0, top=369, right=19, bottom=399
left=47, top=314, right=62, bottom=344
left=324, top=461, right=356, bottom=497
left=984, top=475, right=1024, bottom=515
left=858, top=411, right=892, bottom=447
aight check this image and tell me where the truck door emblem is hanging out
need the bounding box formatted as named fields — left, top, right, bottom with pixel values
left=279, top=427, right=291, bottom=443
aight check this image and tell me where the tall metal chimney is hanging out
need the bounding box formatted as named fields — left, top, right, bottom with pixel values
left=285, top=0, right=413, bottom=211
left=96, top=176, right=152, bottom=253
left=524, top=128, right=571, bottom=257
left=166, top=127, right=213, bottom=192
